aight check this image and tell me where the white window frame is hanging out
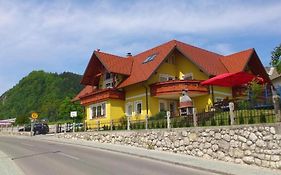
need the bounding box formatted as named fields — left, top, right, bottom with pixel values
left=182, top=73, right=193, bottom=80
left=89, top=102, right=106, bottom=119
left=125, top=102, right=133, bottom=116
left=104, top=72, right=114, bottom=88
left=134, top=100, right=142, bottom=115
left=159, top=74, right=175, bottom=82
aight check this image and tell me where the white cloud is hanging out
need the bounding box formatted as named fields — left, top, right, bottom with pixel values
left=0, top=0, right=281, bottom=94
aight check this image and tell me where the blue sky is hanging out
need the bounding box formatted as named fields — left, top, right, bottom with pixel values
left=0, top=0, right=281, bottom=95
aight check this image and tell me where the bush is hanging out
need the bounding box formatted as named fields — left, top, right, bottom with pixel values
left=260, top=112, right=267, bottom=123
left=211, top=118, right=216, bottom=126
left=248, top=115, right=255, bottom=124
left=237, top=101, right=250, bottom=110
left=239, top=112, right=244, bottom=125
left=150, top=111, right=166, bottom=120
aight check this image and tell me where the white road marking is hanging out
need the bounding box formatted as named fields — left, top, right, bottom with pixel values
left=58, top=152, right=80, bottom=160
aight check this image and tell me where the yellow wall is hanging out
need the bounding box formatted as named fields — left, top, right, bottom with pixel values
left=85, top=99, right=125, bottom=128
left=84, top=50, right=234, bottom=125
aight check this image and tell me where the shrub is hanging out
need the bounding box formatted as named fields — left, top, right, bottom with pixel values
left=239, top=112, right=244, bottom=125
left=260, top=112, right=267, bottom=123
left=248, top=115, right=255, bottom=124
left=211, top=118, right=216, bottom=126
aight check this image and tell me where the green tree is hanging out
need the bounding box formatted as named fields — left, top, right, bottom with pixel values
left=270, top=43, right=281, bottom=73
left=0, top=70, right=83, bottom=121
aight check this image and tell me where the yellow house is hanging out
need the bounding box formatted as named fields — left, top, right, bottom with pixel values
left=73, top=40, right=269, bottom=127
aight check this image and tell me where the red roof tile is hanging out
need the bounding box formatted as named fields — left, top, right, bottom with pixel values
left=221, top=48, right=253, bottom=73
left=95, top=51, right=133, bottom=75
left=175, top=40, right=227, bottom=75
left=80, top=40, right=264, bottom=89
left=117, top=40, right=176, bottom=88
left=72, top=85, right=95, bottom=102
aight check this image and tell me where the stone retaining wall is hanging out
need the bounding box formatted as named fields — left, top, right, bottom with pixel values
left=57, top=123, right=281, bottom=169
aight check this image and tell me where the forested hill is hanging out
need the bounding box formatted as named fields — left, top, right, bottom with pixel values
left=0, top=70, right=84, bottom=123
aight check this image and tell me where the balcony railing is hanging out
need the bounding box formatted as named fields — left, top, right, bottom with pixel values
left=79, top=88, right=125, bottom=105
left=150, top=80, right=209, bottom=97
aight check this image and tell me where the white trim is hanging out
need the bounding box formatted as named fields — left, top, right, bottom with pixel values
left=213, top=91, right=232, bottom=96
left=182, top=73, right=193, bottom=80
left=125, top=102, right=133, bottom=116
left=159, top=74, right=175, bottom=82
left=126, top=93, right=150, bottom=100
left=89, top=101, right=107, bottom=119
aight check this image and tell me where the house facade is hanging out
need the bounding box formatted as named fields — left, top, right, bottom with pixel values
left=73, top=40, right=270, bottom=127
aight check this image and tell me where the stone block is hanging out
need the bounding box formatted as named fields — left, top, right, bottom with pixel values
left=249, top=133, right=258, bottom=142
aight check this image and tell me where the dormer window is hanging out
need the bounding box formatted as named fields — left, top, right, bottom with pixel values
left=105, top=72, right=112, bottom=80
left=104, top=72, right=114, bottom=88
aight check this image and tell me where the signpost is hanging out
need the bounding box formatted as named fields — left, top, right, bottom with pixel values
left=31, top=112, right=38, bottom=136
left=70, top=111, right=77, bottom=132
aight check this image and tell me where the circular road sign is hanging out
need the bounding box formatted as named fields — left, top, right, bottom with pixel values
left=31, top=112, right=38, bottom=119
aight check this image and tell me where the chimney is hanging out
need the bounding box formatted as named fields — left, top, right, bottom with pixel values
left=126, top=52, right=132, bottom=57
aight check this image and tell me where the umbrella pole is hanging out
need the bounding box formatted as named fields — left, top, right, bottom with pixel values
left=211, top=85, right=215, bottom=106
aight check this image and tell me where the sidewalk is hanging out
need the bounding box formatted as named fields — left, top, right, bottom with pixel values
left=0, top=150, right=24, bottom=175
left=39, top=135, right=280, bottom=175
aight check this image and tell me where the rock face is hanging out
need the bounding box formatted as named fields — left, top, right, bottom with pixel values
left=56, top=124, right=281, bottom=170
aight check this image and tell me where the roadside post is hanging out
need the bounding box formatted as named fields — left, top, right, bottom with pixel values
left=166, top=111, right=171, bottom=129
left=229, top=102, right=235, bottom=125
left=31, top=112, right=38, bottom=136
left=127, top=116, right=130, bottom=130
left=70, top=111, right=77, bottom=132
left=193, top=108, right=197, bottom=127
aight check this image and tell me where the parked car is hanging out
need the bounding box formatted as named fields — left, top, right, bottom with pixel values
left=18, top=124, right=31, bottom=132
left=33, top=123, right=49, bottom=135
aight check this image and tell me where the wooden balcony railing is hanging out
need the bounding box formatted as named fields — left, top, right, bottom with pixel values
left=79, top=88, right=125, bottom=105
left=150, top=80, right=209, bottom=97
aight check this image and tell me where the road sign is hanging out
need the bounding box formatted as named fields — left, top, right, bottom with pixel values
left=31, top=112, right=38, bottom=119
left=70, top=111, right=77, bottom=118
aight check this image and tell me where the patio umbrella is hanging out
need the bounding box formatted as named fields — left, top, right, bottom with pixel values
left=200, top=72, right=264, bottom=87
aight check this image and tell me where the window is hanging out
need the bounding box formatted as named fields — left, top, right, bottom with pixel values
left=104, top=72, right=114, bottom=88
left=126, top=102, right=133, bottom=116
left=182, top=73, right=193, bottom=80
left=92, top=107, right=96, bottom=118
left=101, top=103, right=105, bottom=116
left=97, top=106, right=101, bottom=116
left=143, top=54, right=157, bottom=64
left=159, top=74, right=175, bottom=82
left=105, top=73, right=112, bottom=80
left=90, top=102, right=106, bottom=119
left=159, top=100, right=167, bottom=112
left=105, top=82, right=113, bottom=88
left=134, top=101, right=142, bottom=115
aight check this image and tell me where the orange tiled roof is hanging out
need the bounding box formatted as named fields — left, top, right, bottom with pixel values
left=95, top=51, right=133, bottom=75
left=220, top=48, right=254, bottom=73
left=80, top=40, right=263, bottom=89
left=72, top=85, right=95, bottom=102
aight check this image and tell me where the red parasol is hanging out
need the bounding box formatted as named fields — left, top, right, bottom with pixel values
left=201, top=72, right=264, bottom=87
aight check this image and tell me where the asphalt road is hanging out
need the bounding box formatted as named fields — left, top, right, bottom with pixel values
left=0, top=136, right=218, bottom=175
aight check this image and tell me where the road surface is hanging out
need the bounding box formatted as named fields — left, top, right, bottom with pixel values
left=0, top=136, right=218, bottom=175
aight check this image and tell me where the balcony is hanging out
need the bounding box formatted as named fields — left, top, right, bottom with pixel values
left=79, top=88, right=125, bottom=105
left=150, top=80, right=209, bottom=99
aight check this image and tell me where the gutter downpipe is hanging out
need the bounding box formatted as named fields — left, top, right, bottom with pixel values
left=144, top=84, right=149, bottom=130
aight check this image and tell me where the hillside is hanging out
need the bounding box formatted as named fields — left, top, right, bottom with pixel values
left=0, top=70, right=84, bottom=123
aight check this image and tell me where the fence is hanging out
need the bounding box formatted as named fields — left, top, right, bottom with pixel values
left=83, top=107, right=279, bottom=132
left=0, top=106, right=279, bottom=134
